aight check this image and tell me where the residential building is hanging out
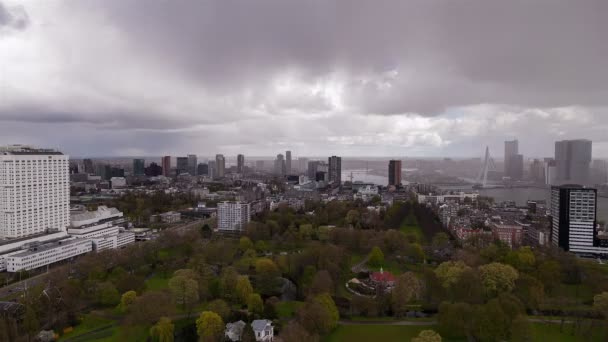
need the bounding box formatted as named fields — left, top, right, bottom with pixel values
left=216, top=154, right=226, bottom=178
left=218, top=202, right=251, bottom=232
left=187, top=154, right=198, bottom=176
left=551, top=185, right=602, bottom=255
left=225, top=321, right=246, bottom=342
left=161, top=156, right=172, bottom=177
left=0, top=145, right=70, bottom=239
left=237, top=154, right=245, bottom=174
left=555, top=139, right=592, bottom=185
left=6, top=239, right=93, bottom=272
left=328, top=156, right=342, bottom=185
left=388, top=160, right=402, bottom=186
left=285, top=151, right=292, bottom=175
left=133, top=159, right=145, bottom=176
left=159, top=211, right=181, bottom=224
left=491, top=223, right=523, bottom=248
left=251, top=320, right=274, bottom=342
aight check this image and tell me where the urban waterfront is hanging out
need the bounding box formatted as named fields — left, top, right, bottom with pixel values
left=343, top=169, right=608, bottom=222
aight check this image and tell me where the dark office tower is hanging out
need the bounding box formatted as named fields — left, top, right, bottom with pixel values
left=388, top=160, right=402, bottom=186
left=95, top=164, right=112, bottom=180
left=551, top=185, right=597, bottom=254
left=286, top=151, right=292, bottom=175
left=328, top=156, right=342, bottom=184
left=161, top=156, right=171, bottom=177
left=504, top=139, right=518, bottom=172
left=237, top=154, right=245, bottom=174
left=83, top=158, right=94, bottom=174
left=307, top=161, right=320, bottom=179
left=274, top=154, right=285, bottom=176
left=187, top=154, right=197, bottom=176
left=555, top=140, right=592, bottom=185
left=133, top=159, right=145, bottom=176
left=176, top=157, right=189, bottom=175
left=197, top=163, right=209, bottom=176
left=215, top=154, right=225, bottom=178
left=208, top=160, right=216, bottom=179
left=145, top=162, right=163, bottom=177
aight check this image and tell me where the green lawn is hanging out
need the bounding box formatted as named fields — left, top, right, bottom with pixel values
left=325, top=325, right=450, bottom=342
left=399, top=224, right=423, bottom=242
left=145, top=274, right=170, bottom=291
left=530, top=322, right=605, bottom=342
left=59, top=314, right=115, bottom=341
left=276, top=301, right=304, bottom=319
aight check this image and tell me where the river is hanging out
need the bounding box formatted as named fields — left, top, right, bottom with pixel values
left=342, top=169, right=608, bottom=222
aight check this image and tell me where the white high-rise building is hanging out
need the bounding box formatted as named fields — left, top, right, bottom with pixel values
left=551, top=185, right=605, bottom=255
left=0, top=145, right=70, bottom=239
left=217, top=202, right=251, bottom=232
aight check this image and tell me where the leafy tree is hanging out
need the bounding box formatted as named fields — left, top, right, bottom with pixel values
left=310, top=270, right=334, bottom=296
left=220, top=266, right=239, bottom=301
left=236, top=276, right=254, bottom=306
left=412, top=330, right=442, bottom=342
left=537, top=260, right=561, bottom=293
left=169, top=272, right=199, bottom=315
left=514, top=274, right=545, bottom=310
left=119, top=290, right=137, bottom=312
left=345, top=209, right=361, bottom=228
left=150, top=317, right=174, bottom=342
left=127, top=291, right=176, bottom=325
left=392, top=272, right=423, bottom=316
left=437, top=302, right=471, bottom=339
left=239, top=237, right=254, bottom=252
left=96, top=282, right=120, bottom=307
left=241, top=323, right=257, bottom=342
left=594, top=292, right=608, bottom=318
left=247, top=293, right=264, bottom=316
left=434, top=261, right=471, bottom=290
left=368, top=246, right=384, bottom=268
left=432, top=232, right=450, bottom=249
left=452, top=269, right=484, bottom=304
left=406, top=243, right=425, bottom=263
left=298, top=293, right=339, bottom=335
left=505, top=247, right=536, bottom=272
left=207, top=299, right=230, bottom=321
left=479, top=263, right=519, bottom=297
left=196, top=311, right=224, bottom=342
left=280, top=321, right=320, bottom=342
left=22, top=305, right=39, bottom=341
left=255, top=258, right=280, bottom=295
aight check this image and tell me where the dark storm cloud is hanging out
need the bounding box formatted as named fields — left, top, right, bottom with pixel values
left=87, top=0, right=608, bottom=114
left=0, top=1, right=28, bottom=31
left=2, top=0, right=608, bottom=156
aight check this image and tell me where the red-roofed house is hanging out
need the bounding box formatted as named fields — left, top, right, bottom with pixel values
left=370, top=268, right=396, bottom=287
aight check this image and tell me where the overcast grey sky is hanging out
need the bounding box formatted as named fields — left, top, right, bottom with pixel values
left=1, top=0, right=607, bottom=158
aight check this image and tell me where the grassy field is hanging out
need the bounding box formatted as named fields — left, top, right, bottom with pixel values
left=276, top=301, right=304, bottom=319
left=145, top=274, right=170, bottom=291
left=59, top=315, right=115, bottom=341
left=324, top=322, right=600, bottom=342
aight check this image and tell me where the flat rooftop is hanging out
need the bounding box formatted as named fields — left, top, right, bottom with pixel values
left=10, top=238, right=90, bottom=258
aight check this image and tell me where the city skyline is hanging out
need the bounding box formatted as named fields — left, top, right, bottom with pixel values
left=1, top=1, right=608, bottom=157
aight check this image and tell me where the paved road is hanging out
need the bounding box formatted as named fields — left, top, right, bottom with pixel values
left=0, top=269, right=58, bottom=299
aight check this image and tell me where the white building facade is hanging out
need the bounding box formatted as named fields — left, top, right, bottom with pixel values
left=0, top=145, right=70, bottom=239
left=218, top=202, right=251, bottom=232
left=6, top=239, right=93, bottom=272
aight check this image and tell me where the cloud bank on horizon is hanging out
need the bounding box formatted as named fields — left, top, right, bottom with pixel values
left=1, top=0, right=607, bottom=158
